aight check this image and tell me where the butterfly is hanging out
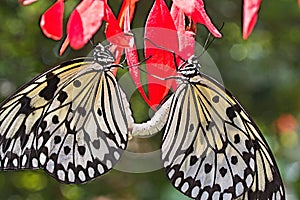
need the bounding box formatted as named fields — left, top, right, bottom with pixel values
left=0, top=43, right=133, bottom=184
left=132, top=52, right=285, bottom=199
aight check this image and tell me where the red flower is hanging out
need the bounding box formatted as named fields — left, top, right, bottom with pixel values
left=35, top=0, right=224, bottom=106
left=119, top=0, right=151, bottom=105
left=40, top=0, right=64, bottom=40
left=67, top=0, right=105, bottom=49
left=170, top=3, right=195, bottom=61
left=172, top=0, right=222, bottom=38
left=170, top=3, right=195, bottom=91
left=242, top=0, right=262, bottom=40
left=104, top=1, right=133, bottom=49
left=40, top=0, right=134, bottom=54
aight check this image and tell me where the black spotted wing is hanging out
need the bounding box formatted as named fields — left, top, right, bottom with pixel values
left=0, top=56, right=131, bottom=183
left=161, top=73, right=285, bottom=199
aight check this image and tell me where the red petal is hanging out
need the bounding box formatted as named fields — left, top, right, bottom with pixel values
left=170, top=4, right=195, bottom=60
left=40, top=0, right=64, bottom=40
left=170, top=3, right=195, bottom=90
left=299, top=0, right=300, bottom=8
left=170, top=4, right=185, bottom=32
left=19, top=0, right=37, bottom=5
left=145, top=0, right=179, bottom=108
left=243, top=0, right=262, bottom=40
left=118, top=0, right=139, bottom=29
left=104, top=2, right=133, bottom=48
left=126, top=46, right=152, bottom=106
left=67, top=0, right=104, bottom=49
left=122, top=6, right=150, bottom=105
left=172, top=0, right=222, bottom=38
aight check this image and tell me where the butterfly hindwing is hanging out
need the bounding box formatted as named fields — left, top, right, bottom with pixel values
left=0, top=44, right=130, bottom=183
left=162, top=73, right=284, bottom=199
left=38, top=65, right=128, bottom=183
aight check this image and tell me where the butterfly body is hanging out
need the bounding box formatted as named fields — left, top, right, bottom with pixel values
left=0, top=44, right=133, bottom=184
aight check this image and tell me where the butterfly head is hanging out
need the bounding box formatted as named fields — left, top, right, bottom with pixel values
left=93, top=43, right=116, bottom=66
left=178, top=55, right=201, bottom=77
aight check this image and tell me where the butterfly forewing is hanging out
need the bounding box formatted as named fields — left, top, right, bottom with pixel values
left=0, top=45, right=131, bottom=184
left=0, top=60, right=84, bottom=170
left=161, top=73, right=284, bottom=199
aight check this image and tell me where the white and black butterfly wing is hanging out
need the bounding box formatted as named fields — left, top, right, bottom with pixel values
left=162, top=73, right=284, bottom=199
left=0, top=57, right=130, bottom=183
left=0, top=59, right=83, bottom=171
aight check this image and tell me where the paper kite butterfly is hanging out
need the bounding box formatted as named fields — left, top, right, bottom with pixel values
left=0, top=43, right=133, bottom=183
left=132, top=50, right=285, bottom=199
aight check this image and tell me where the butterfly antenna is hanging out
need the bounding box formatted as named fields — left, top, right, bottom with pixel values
left=89, top=37, right=97, bottom=48
left=126, top=54, right=182, bottom=81
left=130, top=60, right=165, bottom=81
left=144, top=38, right=175, bottom=53
left=118, top=58, right=126, bottom=67
left=144, top=37, right=187, bottom=70
left=125, top=55, right=152, bottom=69
left=196, top=22, right=224, bottom=59
left=195, top=33, right=213, bottom=59
left=136, top=65, right=181, bottom=81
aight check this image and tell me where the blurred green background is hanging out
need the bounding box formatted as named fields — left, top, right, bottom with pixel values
left=0, top=0, right=299, bottom=199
